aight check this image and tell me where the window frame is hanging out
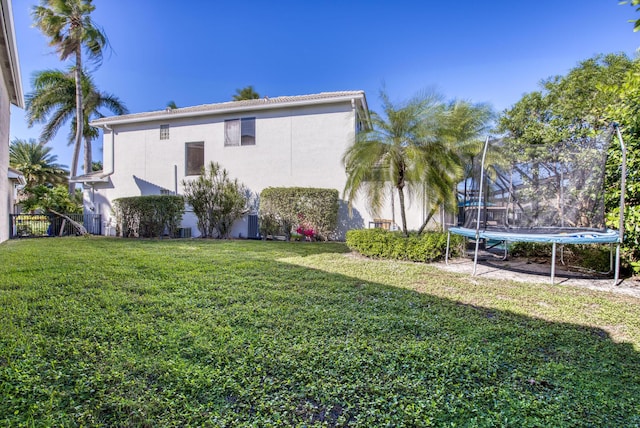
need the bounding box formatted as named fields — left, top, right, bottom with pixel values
left=185, top=141, right=205, bottom=176
left=160, top=124, right=170, bottom=140
left=224, top=117, right=256, bottom=147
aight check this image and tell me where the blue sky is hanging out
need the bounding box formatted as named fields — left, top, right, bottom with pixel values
left=9, top=0, right=640, bottom=169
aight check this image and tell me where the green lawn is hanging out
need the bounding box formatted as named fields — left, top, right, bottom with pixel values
left=1, top=238, right=639, bottom=427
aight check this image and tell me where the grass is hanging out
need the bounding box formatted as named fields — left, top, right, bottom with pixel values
left=1, top=238, right=640, bottom=427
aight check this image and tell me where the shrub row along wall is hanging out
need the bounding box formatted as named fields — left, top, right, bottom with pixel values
left=259, top=187, right=338, bottom=241
left=346, top=228, right=464, bottom=262
left=113, top=195, right=184, bottom=238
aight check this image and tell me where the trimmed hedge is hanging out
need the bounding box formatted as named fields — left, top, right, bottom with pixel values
left=346, top=228, right=464, bottom=262
left=113, top=195, right=184, bottom=238
left=259, top=187, right=339, bottom=241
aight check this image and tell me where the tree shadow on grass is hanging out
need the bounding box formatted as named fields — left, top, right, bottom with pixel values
left=2, top=240, right=639, bottom=427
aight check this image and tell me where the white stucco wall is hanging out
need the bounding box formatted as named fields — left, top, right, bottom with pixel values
left=90, top=99, right=432, bottom=238
left=0, top=69, right=10, bottom=243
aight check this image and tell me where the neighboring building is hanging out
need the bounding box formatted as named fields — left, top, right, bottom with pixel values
left=7, top=166, right=24, bottom=214
left=0, top=0, right=24, bottom=243
left=75, top=91, right=431, bottom=238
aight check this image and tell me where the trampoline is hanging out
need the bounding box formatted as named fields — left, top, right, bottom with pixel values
left=445, top=125, right=627, bottom=285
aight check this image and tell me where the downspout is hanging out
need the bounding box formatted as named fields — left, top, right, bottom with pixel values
left=99, top=124, right=115, bottom=178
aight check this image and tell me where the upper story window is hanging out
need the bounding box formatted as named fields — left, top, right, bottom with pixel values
left=185, top=142, right=204, bottom=175
left=160, top=124, right=170, bottom=140
left=224, top=117, right=255, bottom=146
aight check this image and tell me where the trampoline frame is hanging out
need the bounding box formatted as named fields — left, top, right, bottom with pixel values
left=445, top=127, right=627, bottom=286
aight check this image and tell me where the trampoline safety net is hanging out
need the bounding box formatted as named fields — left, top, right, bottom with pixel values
left=458, top=132, right=612, bottom=233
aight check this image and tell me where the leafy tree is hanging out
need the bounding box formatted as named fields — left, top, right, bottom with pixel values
left=498, top=53, right=639, bottom=270
left=499, top=54, right=633, bottom=142
left=620, top=0, right=640, bottom=31
left=604, top=60, right=640, bottom=272
left=91, top=160, right=102, bottom=171
left=21, top=184, right=83, bottom=214
left=182, top=162, right=248, bottom=238
left=166, top=100, right=178, bottom=109
left=9, top=138, right=68, bottom=187
left=26, top=68, right=128, bottom=179
left=232, top=85, right=260, bottom=101
left=32, top=0, right=109, bottom=192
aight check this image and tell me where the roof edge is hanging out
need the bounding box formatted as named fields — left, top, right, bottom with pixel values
left=91, top=91, right=367, bottom=127
left=1, top=0, right=23, bottom=108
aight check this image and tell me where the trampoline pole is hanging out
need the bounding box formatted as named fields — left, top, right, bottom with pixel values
left=473, top=237, right=480, bottom=276
left=473, top=136, right=490, bottom=277
left=550, top=242, right=557, bottom=285
left=614, top=243, right=621, bottom=286
left=615, top=124, right=626, bottom=286
left=445, top=231, right=451, bottom=265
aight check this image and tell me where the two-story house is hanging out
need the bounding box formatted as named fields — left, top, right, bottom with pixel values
left=73, top=90, right=432, bottom=239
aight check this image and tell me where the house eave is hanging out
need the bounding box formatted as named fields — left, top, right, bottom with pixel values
left=0, top=0, right=23, bottom=108
left=69, top=171, right=110, bottom=184
left=7, top=166, right=25, bottom=185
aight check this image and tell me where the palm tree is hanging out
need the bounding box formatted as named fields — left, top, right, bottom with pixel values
left=26, top=68, right=128, bottom=178
left=232, top=85, right=260, bottom=101
left=343, top=89, right=454, bottom=236
left=415, top=100, right=495, bottom=233
left=9, top=138, right=69, bottom=188
left=32, top=0, right=108, bottom=192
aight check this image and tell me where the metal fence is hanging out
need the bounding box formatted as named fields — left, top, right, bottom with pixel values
left=9, top=214, right=102, bottom=239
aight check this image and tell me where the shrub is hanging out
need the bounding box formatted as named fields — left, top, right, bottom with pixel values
left=510, top=242, right=614, bottom=273
left=346, top=228, right=464, bottom=262
left=182, top=162, right=248, bottom=238
left=113, top=195, right=184, bottom=238
left=259, top=187, right=339, bottom=241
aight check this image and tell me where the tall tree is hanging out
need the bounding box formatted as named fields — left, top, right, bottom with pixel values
left=232, top=85, right=260, bottom=101
left=26, top=68, right=128, bottom=176
left=9, top=138, right=69, bottom=188
left=32, top=0, right=108, bottom=192
left=416, top=99, right=494, bottom=233
left=343, top=89, right=456, bottom=236
left=620, top=0, right=640, bottom=31
left=498, top=53, right=639, bottom=269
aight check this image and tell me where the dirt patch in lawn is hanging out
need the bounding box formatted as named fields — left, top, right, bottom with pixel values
left=431, top=254, right=640, bottom=298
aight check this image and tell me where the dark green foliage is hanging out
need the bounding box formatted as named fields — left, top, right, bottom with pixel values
left=499, top=53, right=640, bottom=274
left=346, top=228, right=464, bottom=262
left=112, top=195, right=184, bottom=238
left=182, top=162, right=248, bottom=238
left=2, top=239, right=640, bottom=426
left=259, top=187, right=339, bottom=241
left=510, top=242, right=614, bottom=274
left=21, top=185, right=83, bottom=214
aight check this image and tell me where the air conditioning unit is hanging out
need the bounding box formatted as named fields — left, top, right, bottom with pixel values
left=177, top=227, right=192, bottom=238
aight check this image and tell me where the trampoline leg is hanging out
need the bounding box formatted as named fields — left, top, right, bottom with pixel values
left=550, top=242, right=557, bottom=285
left=473, top=237, right=481, bottom=276
left=614, top=243, right=621, bottom=286
left=445, top=231, right=451, bottom=265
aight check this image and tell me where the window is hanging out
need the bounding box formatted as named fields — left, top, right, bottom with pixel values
left=225, top=117, right=255, bottom=146
left=160, top=124, right=170, bottom=140
left=185, top=142, right=204, bottom=175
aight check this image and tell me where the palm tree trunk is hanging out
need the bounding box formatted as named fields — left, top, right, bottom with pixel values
left=70, top=48, right=84, bottom=194
left=69, top=133, right=81, bottom=192
left=417, top=206, right=438, bottom=235
left=84, top=134, right=92, bottom=175
left=397, top=185, right=409, bottom=237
